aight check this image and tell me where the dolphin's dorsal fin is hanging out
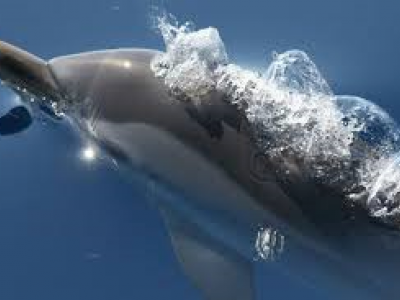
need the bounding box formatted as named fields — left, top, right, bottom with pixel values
left=0, top=106, right=32, bottom=135
left=159, top=205, right=255, bottom=300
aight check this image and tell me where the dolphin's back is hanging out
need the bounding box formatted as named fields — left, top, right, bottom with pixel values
left=49, top=48, right=311, bottom=229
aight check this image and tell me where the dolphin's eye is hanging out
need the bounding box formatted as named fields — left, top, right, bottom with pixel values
left=249, top=151, right=272, bottom=182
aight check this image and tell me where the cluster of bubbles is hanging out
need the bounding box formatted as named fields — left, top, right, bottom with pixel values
left=151, top=13, right=400, bottom=227
left=255, top=227, right=285, bottom=261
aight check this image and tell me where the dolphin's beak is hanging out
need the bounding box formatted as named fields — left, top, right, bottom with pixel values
left=0, top=41, right=62, bottom=135
left=0, top=41, right=61, bottom=101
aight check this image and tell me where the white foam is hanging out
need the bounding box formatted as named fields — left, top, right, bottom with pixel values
left=151, top=15, right=400, bottom=227
left=151, top=13, right=227, bottom=102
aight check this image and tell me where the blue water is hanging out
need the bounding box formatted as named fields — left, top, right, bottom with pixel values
left=1, top=1, right=400, bottom=299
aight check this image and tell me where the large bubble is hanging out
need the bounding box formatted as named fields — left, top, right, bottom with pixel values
left=265, top=50, right=333, bottom=97
left=335, top=96, right=400, bottom=225
left=335, top=95, right=400, bottom=155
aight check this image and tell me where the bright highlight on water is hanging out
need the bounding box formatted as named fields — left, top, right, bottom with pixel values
left=82, top=145, right=97, bottom=161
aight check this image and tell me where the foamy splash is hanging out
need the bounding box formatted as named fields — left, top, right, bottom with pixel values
left=151, top=13, right=400, bottom=227
left=151, top=14, right=227, bottom=103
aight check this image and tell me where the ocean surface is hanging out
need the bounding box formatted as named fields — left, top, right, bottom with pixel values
left=1, top=1, right=400, bottom=299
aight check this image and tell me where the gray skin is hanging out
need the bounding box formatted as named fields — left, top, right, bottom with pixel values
left=0, top=41, right=396, bottom=300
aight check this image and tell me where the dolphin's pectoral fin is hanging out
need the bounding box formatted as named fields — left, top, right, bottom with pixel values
left=0, top=106, right=32, bottom=135
left=159, top=206, right=255, bottom=300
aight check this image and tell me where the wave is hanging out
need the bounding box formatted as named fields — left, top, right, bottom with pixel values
left=150, top=12, right=400, bottom=228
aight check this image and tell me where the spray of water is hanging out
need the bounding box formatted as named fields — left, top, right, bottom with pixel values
left=151, top=12, right=400, bottom=228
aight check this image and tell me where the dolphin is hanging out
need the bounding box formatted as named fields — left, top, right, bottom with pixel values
left=0, top=41, right=395, bottom=300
